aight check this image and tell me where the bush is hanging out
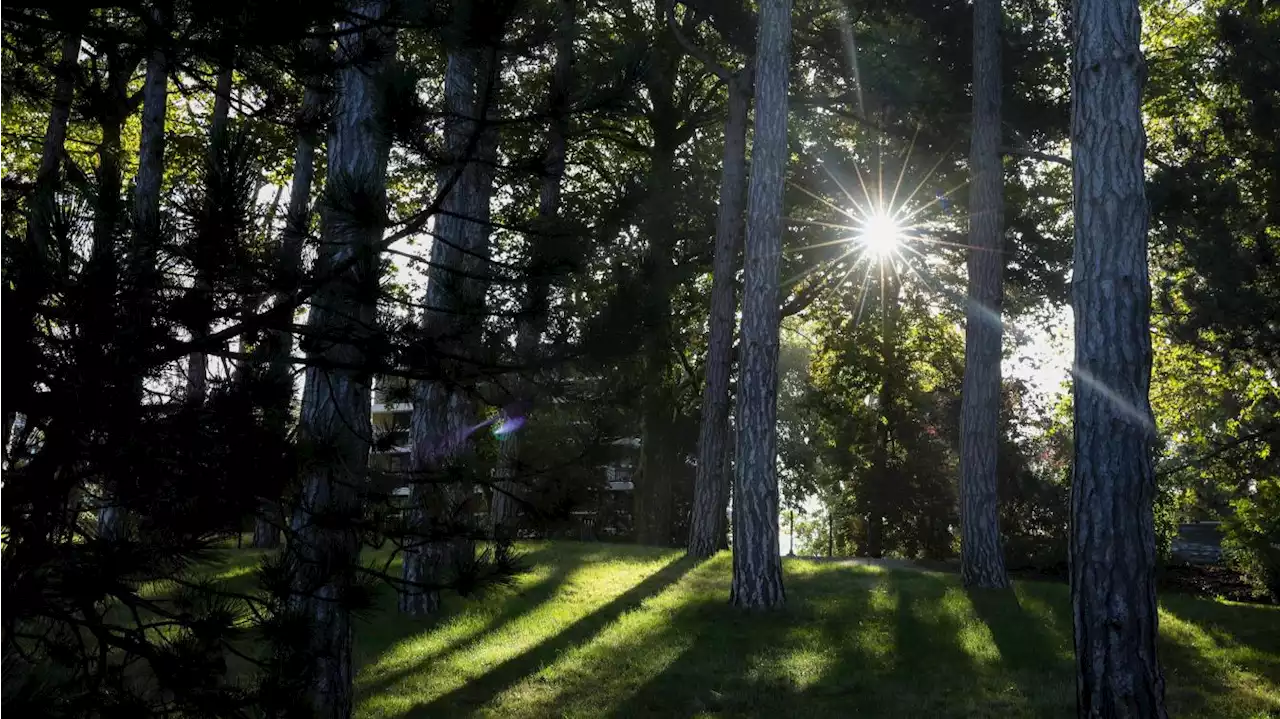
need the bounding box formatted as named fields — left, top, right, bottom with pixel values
left=1222, top=477, right=1280, bottom=602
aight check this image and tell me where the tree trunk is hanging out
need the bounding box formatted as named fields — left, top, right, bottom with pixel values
left=866, top=275, right=898, bottom=560
left=252, top=52, right=326, bottom=551
left=7, top=24, right=83, bottom=451
left=492, top=0, right=575, bottom=538
left=101, top=8, right=169, bottom=541
left=402, top=47, right=500, bottom=615
left=132, top=8, right=168, bottom=263
left=288, top=4, right=393, bottom=716
left=688, top=72, right=751, bottom=559
left=186, top=66, right=234, bottom=404
left=730, top=0, right=791, bottom=609
left=959, top=0, right=1011, bottom=589
left=633, top=5, right=683, bottom=547
left=28, top=26, right=82, bottom=270
left=1069, top=0, right=1169, bottom=713
left=82, top=50, right=134, bottom=541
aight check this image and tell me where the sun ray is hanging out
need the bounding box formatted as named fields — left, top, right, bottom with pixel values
left=819, top=161, right=871, bottom=219
left=887, top=124, right=920, bottom=212
left=893, top=140, right=960, bottom=218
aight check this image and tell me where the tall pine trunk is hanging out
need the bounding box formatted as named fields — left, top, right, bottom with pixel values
left=288, top=4, right=394, bottom=715
left=101, top=7, right=170, bottom=541
left=730, top=0, right=791, bottom=609
left=253, top=71, right=325, bottom=550
left=28, top=26, right=82, bottom=271
left=186, top=66, right=234, bottom=404
left=492, top=0, right=575, bottom=538
left=959, top=0, right=1010, bottom=589
left=7, top=24, right=82, bottom=447
left=688, top=72, right=750, bottom=559
left=1068, top=0, right=1168, bottom=712
left=401, top=48, right=499, bottom=615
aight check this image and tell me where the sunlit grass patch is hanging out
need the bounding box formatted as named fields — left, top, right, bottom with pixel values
left=204, top=541, right=1275, bottom=718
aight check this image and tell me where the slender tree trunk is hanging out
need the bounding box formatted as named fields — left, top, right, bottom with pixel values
left=688, top=72, right=751, bottom=559
left=252, top=80, right=324, bottom=550
left=6, top=25, right=83, bottom=449
left=492, top=0, right=575, bottom=537
left=186, top=66, right=234, bottom=404
left=132, top=8, right=168, bottom=264
left=402, top=47, right=500, bottom=615
left=288, top=4, right=394, bottom=715
left=730, top=0, right=791, bottom=609
left=1069, top=0, right=1169, bottom=713
left=28, top=27, right=82, bottom=269
left=959, top=0, right=1011, bottom=589
left=85, top=56, right=131, bottom=536
left=866, top=275, right=898, bottom=560
left=634, top=5, right=683, bottom=547
left=101, top=8, right=170, bottom=541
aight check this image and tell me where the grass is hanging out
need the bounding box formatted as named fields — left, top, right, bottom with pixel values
left=213, top=542, right=1279, bottom=718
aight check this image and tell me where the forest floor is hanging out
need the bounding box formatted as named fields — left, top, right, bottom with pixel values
left=212, top=541, right=1280, bottom=718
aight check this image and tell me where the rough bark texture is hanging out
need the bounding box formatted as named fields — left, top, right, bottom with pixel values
left=1069, top=0, right=1169, bottom=714
left=688, top=72, right=750, bottom=559
left=289, top=4, right=393, bottom=716
left=491, top=0, right=575, bottom=537
left=186, top=66, right=234, bottom=404
left=730, top=0, right=790, bottom=610
left=401, top=48, right=499, bottom=615
left=959, top=0, right=1011, bottom=590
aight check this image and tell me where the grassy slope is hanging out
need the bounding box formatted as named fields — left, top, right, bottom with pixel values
left=220, top=542, right=1278, bottom=718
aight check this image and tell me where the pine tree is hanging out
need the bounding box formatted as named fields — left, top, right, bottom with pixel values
left=1068, top=0, right=1169, bottom=711
left=730, top=0, right=790, bottom=609
left=959, top=0, right=1010, bottom=589
left=286, top=1, right=395, bottom=712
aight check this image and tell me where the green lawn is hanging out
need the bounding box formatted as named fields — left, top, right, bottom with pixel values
left=221, top=542, right=1279, bottom=718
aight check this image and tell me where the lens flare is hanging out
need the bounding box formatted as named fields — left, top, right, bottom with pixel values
left=858, top=212, right=903, bottom=259
left=492, top=415, right=526, bottom=437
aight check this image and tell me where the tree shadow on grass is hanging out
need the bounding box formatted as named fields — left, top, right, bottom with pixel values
left=1156, top=599, right=1280, bottom=717
left=966, top=584, right=1074, bottom=718
left=390, top=554, right=698, bottom=718
left=355, top=546, right=581, bottom=699
left=599, top=563, right=880, bottom=717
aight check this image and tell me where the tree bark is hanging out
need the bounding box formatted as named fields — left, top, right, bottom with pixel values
left=132, top=5, right=168, bottom=262
left=730, top=0, right=790, bottom=609
left=1069, top=0, right=1169, bottom=713
left=688, top=72, right=750, bottom=559
left=7, top=24, right=83, bottom=450
left=28, top=26, right=82, bottom=270
left=251, top=46, right=327, bottom=550
left=288, top=4, right=393, bottom=716
left=492, top=0, right=575, bottom=538
left=959, top=0, right=1011, bottom=589
left=186, top=65, right=234, bottom=404
left=84, top=51, right=133, bottom=538
left=101, top=6, right=170, bottom=540
left=401, top=47, right=500, bottom=615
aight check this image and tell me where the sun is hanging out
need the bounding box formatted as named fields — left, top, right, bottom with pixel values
left=856, top=212, right=903, bottom=259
